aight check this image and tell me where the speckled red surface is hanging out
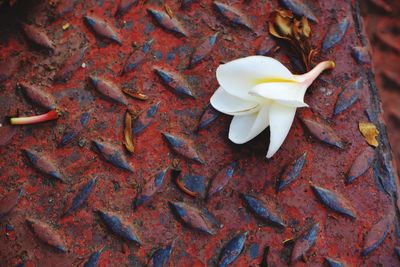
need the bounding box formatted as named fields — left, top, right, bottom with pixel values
left=0, top=0, right=399, bottom=266
left=363, top=0, right=400, bottom=180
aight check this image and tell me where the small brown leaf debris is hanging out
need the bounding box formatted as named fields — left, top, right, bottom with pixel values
left=62, top=23, right=70, bottom=30
left=124, top=110, right=135, bottom=153
left=269, top=9, right=317, bottom=71
left=164, top=4, right=174, bottom=19
left=359, top=122, right=379, bottom=147
left=122, top=88, right=148, bottom=101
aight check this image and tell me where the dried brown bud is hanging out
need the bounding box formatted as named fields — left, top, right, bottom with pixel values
left=269, top=9, right=317, bottom=71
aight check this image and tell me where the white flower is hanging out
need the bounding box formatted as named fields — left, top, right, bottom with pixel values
left=210, top=56, right=335, bottom=158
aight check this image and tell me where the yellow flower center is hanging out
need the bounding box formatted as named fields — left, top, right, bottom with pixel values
left=253, top=77, right=298, bottom=85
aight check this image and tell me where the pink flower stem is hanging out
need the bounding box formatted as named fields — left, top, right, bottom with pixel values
left=296, top=60, right=336, bottom=88
left=10, top=109, right=61, bottom=125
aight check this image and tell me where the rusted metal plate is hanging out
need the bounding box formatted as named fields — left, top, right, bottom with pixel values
left=0, top=0, right=399, bottom=266
left=363, top=0, right=400, bottom=180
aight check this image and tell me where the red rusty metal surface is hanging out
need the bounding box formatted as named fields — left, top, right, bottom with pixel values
left=362, top=0, right=400, bottom=179
left=0, top=0, right=399, bottom=266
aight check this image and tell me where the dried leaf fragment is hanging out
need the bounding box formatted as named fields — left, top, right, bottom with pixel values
left=164, top=4, right=174, bottom=19
left=62, top=23, right=70, bottom=30
left=269, top=9, right=316, bottom=71
left=359, top=122, right=379, bottom=147
left=124, top=110, right=134, bottom=153
left=122, top=88, right=148, bottom=100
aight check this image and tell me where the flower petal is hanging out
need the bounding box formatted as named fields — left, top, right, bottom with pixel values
left=210, top=87, right=259, bottom=116
left=216, top=56, right=295, bottom=101
left=249, top=82, right=308, bottom=108
left=229, top=104, right=270, bottom=144
left=266, top=103, right=297, bottom=158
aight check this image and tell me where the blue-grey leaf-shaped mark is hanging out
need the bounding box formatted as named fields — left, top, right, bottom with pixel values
left=64, top=177, right=97, bottom=216
left=21, top=24, right=55, bottom=51
left=311, top=185, right=356, bottom=219
left=324, top=257, right=345, bottom=267
left=280, top=0, right=318, bottom=22
left=300, top=117, right=344, bottom=149
left=54, top=46, right=88, bottom=82
left=395, top=246, right=400, bottom=260
left=181, top=0, right=196, bottom=8
left=190, top=33, right=218, bottom=68
left=134, top=168, right=168, bottom=208
left=23, top=149, right=63, bottom=181
left=154, top=67, right=195, bottom=98
left=59, top=112, right=90, bottom=147
left=169, top=202, right=220, bottom=235
left=351, top=46, right=370, bottom=64
left=147, top=9, right=187, bottom=37
left=218, top=232, right=247, bottom=267
left=334, top=78, right=363, bottom=116
left=98, top=210, right=141, bottom=244
left=84, top=15, right=121, bottom=44
left=162, top=133, right=203, bottom=164
left=291, top=223, right=319, bottom=262
left=242, top=194, right=285, bottom=228
left=83, top=246, right=106, bottom=267
left=80, top=112, right=90, bottom=125
left=133, top=101, right=160, bottom=135
left=362, top=215, right=392, bottom=256
left=26, top=218, right=67, bottom=253
left=59, top=131, right=78, bottom=147
left=122, top=39, right=153, bottom=75
left=0, top=56, right=18, bottom=83
left=90, top=76, right=127, bottom=105
left=115, top=0, right=138, bottom=17
left=0, top=187, right=24, bottom=218
left=208, top=162, right=236, bottom=198
left=19, top=82, right=56, bottom=110
left=346, top=146, right=375, bottom=184
left=148, top=242, right=173, bottom=267
left=248, top=243, right=258, bottom=260
left=197, top=104, right=220, bottom=132
left=93, top=140, right=133, bottom=172
left=213, top=1, right=253, bottom=31
left=55, top=0, right=79, bottom=17
left=277, top=152, right=307, bottom=192
left=322, top=16, right=350, bottom=51
left=177, top=174, right=206, bottom=198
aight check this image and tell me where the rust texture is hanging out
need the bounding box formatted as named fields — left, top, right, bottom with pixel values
left=363, top=0, right=400, bottom=179
left=0, top=0, right=399, bottom=266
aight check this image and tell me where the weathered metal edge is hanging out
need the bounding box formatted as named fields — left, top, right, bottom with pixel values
left=353, top=0, right=400, bottom=233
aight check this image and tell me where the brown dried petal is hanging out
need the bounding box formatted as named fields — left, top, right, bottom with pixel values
left=124, top=110, right=134, bottom=153
left=122, top=88, right=148, bottom=101
left=359, top=122, right=379, bottom=147
left=164, top=4, right=174, bottom=19
left=269, top=22, right=290, bottom=40
left=301, top=16, right=311, bottom=38
left=276, top=14, right=293, bottom=36
left=269, top=10, right=293, bottom=41
left=269, top=9, right=315, bottom=71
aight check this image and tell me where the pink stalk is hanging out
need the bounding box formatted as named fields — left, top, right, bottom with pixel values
left=295, top=60, right=336, bottom=88
left=10, top=109, right=61, bottom=125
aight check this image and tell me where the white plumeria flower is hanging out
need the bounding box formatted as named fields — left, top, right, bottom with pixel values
left=210, top=56, right=335, bottom=158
